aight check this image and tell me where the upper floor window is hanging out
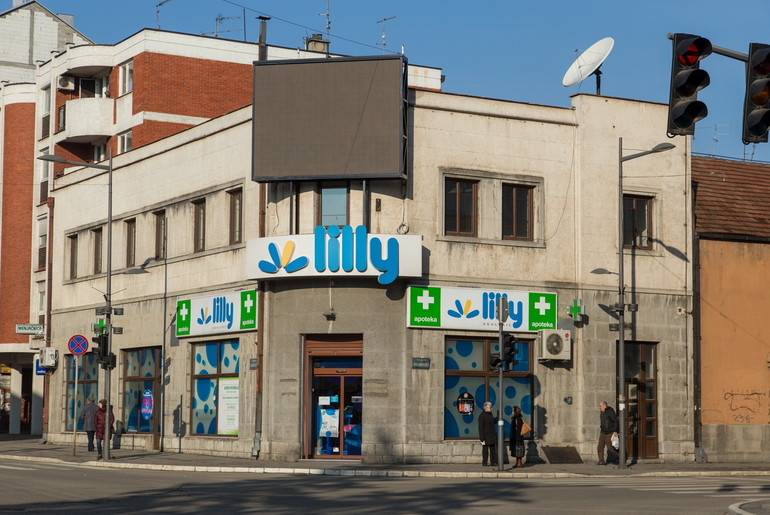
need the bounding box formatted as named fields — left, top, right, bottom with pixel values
left=41, top=86, right=51, bottom=138
left=193, top=199, right=206, bottom=252
left=37, top=217, right=47, bottom=270
left=92, top=227, right=103, bottom=275
left=119, top=60, right=133, bottom=95
left=68, top=234, right=78, bottom=280
left=125, top=219, right=136, bottom=268
left=118, top=130, right=132, bottom=154
left=154, top=210, right=167, bottom=260
left=228, top=189, right=243, bottom=244
left=502, top=184, right=534, bottom=241
left=93, top=143, right=106, bottom=163
left=39, top=148, right=50, bottom=203
left=80, top=76, right=109, bottom=99
left=318, top=183, right=348, bottom=227
left=623, top=195, right=653, bottom=249
left=445, top=178, right=477, bottom=236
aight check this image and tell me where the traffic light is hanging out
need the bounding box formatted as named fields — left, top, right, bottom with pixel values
left=742, top=43, right=770, bottom=144
left=667, top=33, right=712, bottom=136
left=489, top=352, right=502, bottom=371
left=91, top=334, right=108, bottom=363
left=502, top=335, right=514, bottom=366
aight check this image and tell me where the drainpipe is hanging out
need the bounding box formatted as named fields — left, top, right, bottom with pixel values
left=42, top=196, right=55, bottom=441
left=691, top=179, right=705, bottom=462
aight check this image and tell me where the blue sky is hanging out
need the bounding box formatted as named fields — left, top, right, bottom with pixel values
left=31, top=0, right=770, bottom=162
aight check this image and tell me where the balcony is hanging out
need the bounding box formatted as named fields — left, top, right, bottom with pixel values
left=52, top=97, right=114, bottom=144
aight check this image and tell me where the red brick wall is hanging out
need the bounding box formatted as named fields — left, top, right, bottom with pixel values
left=133, top=120, right=194, bottom=148
left=1, top=102, right=35, bottom=344
left=133, top=52, right=253, bottom=118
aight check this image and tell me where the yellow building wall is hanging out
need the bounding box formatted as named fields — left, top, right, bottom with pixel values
left=700, top=239, right=770, bottom=425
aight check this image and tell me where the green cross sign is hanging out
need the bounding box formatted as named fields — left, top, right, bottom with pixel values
left=568, top=299, right=584, bottom=320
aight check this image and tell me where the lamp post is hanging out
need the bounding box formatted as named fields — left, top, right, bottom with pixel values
left=38, top=151, right=114, bottom=460
left=592, top=138, right=674, bottom=470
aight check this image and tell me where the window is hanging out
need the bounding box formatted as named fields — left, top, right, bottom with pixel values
left=191, top=340, right=240, bottom=435
left=445, top=178, right=477, bottom=236
left=193, top=200, right=206, bottom=252
left=118, top=130, right=132, bottom=154
left=154, top=210, right=167, bottom=260
left=119, top=60, right=133, bottom=95
left=65, top=354, right=100, bottom=431
left=623, top=195, right=652, bottom=249
left=444, top=337, right=532, bottom=439
left=56, top=105, right=66, bottom=132
left=37, top=217, right=47, bottom=270
left=502, top=184, right=534, bottom=240
left=39, top=148, right=50, bottom=203
left=125, top=219, right=136, bottom=268
left=92, top=227, right=103, bottom=275
left=68, top=234, right=78, bottom=279
left=228, top=189, right=242, bottom=244
left=93, top=143, right=106, bottom=163
left=41, top=86, right=51, bottom=138
left=123, top=348, right=160, bottom=433
left=318, top=183, right=348, bottom=227
left=80, top=78, right=96, bottom=98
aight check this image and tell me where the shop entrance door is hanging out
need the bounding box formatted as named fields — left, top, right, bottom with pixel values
left=624, top=342, right=658, bottom=459
left=305, top=336, right=363, bottom=459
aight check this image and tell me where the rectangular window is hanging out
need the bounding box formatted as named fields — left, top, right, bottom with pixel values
left=228, top=189, right=243, bottom=244
left=93, top=143, right=106, bottom=163
left=65, top=354, right=100, bottom=431
left=68, top=234, right=78, bottom=279
left=92, top=227, right=103, bottom=275
left=80, top=78, right=96, bottom=98
left=318, top=183, right=348, bottom=227
left=41, top=86, right=51, bottom=138
left=154, top=210, right=167, bottom=259
left=623, top=195, right=652, bottom=249
left=119, top=60, right=133, bottom=95
left=123, top=347, right=160, bottom=433
left=118, top=130, right=132, bottom=154
left=125, top=219, right=136, bottom=268
left=193, top=200, right=206, bottom=252
left=56, top=105, right=66, bottom=132
left=445, top=178, right=477, bottom=236
left=191, top=340, right=240, bottom=436
left=502, top=184, right=534, bottom=240
left=37, top=217, right=47, bottom=270
left=444, top=337, right=532, bottom=439
left=39, top=148, right=50, bottom=203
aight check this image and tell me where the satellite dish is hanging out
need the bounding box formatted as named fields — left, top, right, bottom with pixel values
left=562, top=37, right=615, bottom=95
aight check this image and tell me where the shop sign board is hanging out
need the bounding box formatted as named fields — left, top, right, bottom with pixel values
left=176, top=290, right=257, bottom=337
left=407, top=285, right=557, bottom=332
left=245, top=225, right=422, bottom=285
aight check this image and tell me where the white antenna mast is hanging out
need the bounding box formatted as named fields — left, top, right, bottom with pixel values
left=377, top=16, right=396, bottom=53
left=711, top=124, right=728, bottom=156
left=203, top=15, right=243, bottom=38
left=319, top=0, right=331, bottom=41
left=156, top=0, right=174, bottom=30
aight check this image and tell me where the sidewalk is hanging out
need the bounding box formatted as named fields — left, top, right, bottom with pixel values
left=1, top=434, right=768, bottom=479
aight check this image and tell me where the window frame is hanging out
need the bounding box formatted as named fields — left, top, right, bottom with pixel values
left=502, top=183, right=534, bottom=241
left=228, top=188, right=243, bottom=245
left=444, top=177, right=478, bottom=237
left=92, top=227, right=103, bottom=275
left=68, top=233, right=78, bottom=280
left=190, top=339, right=240, bottom=436
left=118, top=130, right=132, bottom=154
left=193, top=199, right=206, bottom=252
left=154, top=210, right=167, bottom=260
left=316, top=182, right=349, bottom=227
left=122, top=347, right=161, bottom=434
left=64, top=354, right=100, bottom=431
left=124, top=218, right=136, bottom=268
left=623, top=194, right=653, bottom=250
left=119, top=60, right=133, bottom=95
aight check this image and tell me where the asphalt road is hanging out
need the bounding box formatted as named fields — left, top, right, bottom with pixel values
left=2, top=460, right=768, bottom=514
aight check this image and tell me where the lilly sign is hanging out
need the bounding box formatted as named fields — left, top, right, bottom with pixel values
left=245, top=225, right=422, bottom=285
left=407, top=285, right=557, bottom=332
left=176, top=290, right=257, bottom=337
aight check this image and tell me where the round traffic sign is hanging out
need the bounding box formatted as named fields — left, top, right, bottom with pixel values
left=68, top=335, right=89, bottom=355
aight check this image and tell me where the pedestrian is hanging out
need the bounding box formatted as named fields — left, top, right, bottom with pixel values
left=509, top=405, right=526, bottom=469
left=597, top=401, right=619, bottom=465
left=478, top=401, right=498, bottom=467
left=94, top=398, right=114, bottom=460
left=79, top=397, right=98, bottom=452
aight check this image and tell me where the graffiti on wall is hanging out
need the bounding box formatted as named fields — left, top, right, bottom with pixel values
left=722, top=390, right=767, bottom=424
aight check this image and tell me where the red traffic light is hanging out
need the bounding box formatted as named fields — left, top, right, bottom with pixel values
left=675, top=37, right=712, bottom=66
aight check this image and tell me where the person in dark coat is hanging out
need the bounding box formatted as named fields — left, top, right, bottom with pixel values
left=94, top=399, right=115, bottom=460
left=79, top=397, right=98, bottom=452
left=477, top=401, right=498, bottom=467
left=597, top=401, right=620, bottom=465
left=509, top=405, right=525, bottom=469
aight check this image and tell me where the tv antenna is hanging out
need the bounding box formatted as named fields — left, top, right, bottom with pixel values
left=203, top=14, right=243, bottom=38
left=156, top=0, right=174, bottom=30
left=319, top=0, right=331, bottom=41
left=377, top=16, right=396, bottom=53
left=562, top=37, right=614, bottom=95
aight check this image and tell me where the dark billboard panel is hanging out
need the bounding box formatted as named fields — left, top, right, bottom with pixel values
left=252, top=55, right=407, bottom=182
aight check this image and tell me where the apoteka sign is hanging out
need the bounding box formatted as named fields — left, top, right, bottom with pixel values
left=176, top=290, right=257, bottom=337
left=246, top=225, right=422, bottom=285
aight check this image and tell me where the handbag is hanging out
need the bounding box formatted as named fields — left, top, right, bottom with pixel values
left=520, top=421, right=532, bottom=436
left=611, top=434, right=619, bottom=450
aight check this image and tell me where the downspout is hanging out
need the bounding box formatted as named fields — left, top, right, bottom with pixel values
left=691, top=179, right=705, bottom=462
left=42, top=195, right=55, bottom=441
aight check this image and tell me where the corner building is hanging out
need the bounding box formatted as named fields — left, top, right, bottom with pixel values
left=44, top=54, right=694, bottom=463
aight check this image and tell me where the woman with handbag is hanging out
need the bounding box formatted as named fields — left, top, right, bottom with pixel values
left=509, top=405, right=527, bottom=469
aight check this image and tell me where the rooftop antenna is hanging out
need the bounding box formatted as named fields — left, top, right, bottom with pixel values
left=156, top=0, right=174, bottom=30
left=562, top=37, right=614, bottom=95
left=711, top=124, right=729, bottom=156
left=203, top=14, right=242, bottom=38
left=319, top=0, right=331, bottom=41
left=377, top=16, right=396, bottom=54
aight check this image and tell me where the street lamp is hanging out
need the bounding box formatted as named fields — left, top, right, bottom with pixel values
left=592, top=138, right=674, bottom=470
left=38, top=151, right=115, bottom=460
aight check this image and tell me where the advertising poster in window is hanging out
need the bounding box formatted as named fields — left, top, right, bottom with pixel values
left=217, top=378, right=239, bottom=435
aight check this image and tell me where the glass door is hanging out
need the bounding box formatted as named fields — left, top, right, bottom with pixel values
left=310, top=356, right=362, bottom=458
left=624, top=342, right=658, bottom=459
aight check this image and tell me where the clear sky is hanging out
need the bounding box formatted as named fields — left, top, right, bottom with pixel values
left=26, top=0, right=770, bottom=162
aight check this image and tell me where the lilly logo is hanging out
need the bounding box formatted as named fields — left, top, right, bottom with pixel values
left=482, top=292, right=524, bottom=328
left=258, top=240, right=309, bottom=274
left=196, top=296, right=236, bottom=329
left=447, top=299, right=479, bottom=319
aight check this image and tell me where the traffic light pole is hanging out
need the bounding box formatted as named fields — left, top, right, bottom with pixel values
left=104, top=150, right=113, bottom=461
left=496, top=300, right=508, bottom=471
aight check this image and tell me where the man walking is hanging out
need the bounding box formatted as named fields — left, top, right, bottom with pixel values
left=597, top=401, right=619, bottom=465
left=79, top=398, right=98, bottom=452
left=478, top=402, right=498, bottom=467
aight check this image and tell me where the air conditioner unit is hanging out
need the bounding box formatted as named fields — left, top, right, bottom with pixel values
left=39, top=347, right=58, bottom=368
left=539, top=329, right=572, bottom=361
left=57, top=76, right=75, bottom=91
